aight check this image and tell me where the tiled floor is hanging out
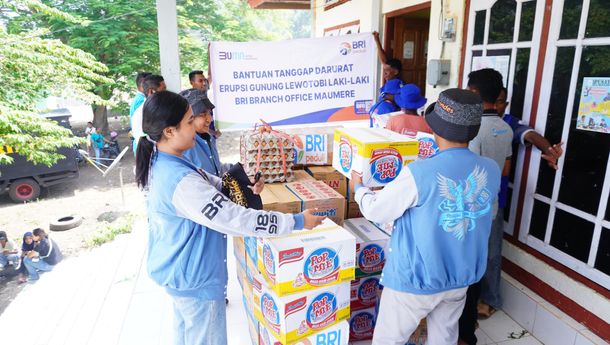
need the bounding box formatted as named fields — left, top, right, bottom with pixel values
left=0, top=222, right=548, bottom=345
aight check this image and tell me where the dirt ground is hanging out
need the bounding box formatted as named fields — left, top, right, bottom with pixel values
left=0, top=116, right=242, bottom=314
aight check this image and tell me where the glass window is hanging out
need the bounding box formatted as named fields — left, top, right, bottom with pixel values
left=510, top=48, right=531, bottom=120
left=519, top=0, right=537, bottom=42
left=557, top=46, right=610, bottom=214
left=536, top=47, right=575, bottom=198
left=585, top=0, right=610, bottom=38
left=559, top=0, right=583, bottom=40
left=530, top=200, right=550, bottom=241
left=489, top=0, right=517, bottom=44
left=595, top=228, right=610, bottom=275
left=474, top=10, right=486, bottom=45
left=550, top=209, right=594, bottom=262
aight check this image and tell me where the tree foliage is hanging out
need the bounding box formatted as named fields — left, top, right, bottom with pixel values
left=0, top=0, right=112, bottom=166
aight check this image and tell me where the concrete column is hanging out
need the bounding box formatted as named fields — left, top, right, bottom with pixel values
left=156, top=0, right=181, bottom=92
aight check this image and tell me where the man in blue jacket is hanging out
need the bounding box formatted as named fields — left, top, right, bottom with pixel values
left=351, top=89, right=501, bottom=345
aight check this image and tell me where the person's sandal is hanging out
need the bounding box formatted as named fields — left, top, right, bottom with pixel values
left=477, top=302, right=496, bottom=320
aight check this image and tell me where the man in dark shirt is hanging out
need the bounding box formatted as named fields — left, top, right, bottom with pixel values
left=22, top=228, right=63, bottom=282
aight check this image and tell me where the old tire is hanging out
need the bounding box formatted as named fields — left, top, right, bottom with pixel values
left=50, top=215, right=83, bottom=231
left=8, top=178, right=41, bottom=203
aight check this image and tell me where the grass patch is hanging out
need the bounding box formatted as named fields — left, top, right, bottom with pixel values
left=85, top=213, right=135, bottom=248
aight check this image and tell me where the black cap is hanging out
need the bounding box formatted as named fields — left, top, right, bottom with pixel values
left=179, top=88, right=215, bottom=116
left=425, top=88, right=483, bottom=142
left=0, top=231, right=7, bottom=241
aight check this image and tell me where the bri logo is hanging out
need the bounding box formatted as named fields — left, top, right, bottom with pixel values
left=358, top=244, right=385, bottom=273
left=357, top=277, right=380, bottom=303
left=307, top=292, right=337, bottom=330
left=304, top=248, right=340, bottom=286
left=339, top=40, right=366, bottom=55
left=339, top=137, right=353, bottom=173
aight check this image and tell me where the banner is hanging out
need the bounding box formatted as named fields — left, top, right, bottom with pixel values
left=577, top=77, right=610, bottom=134
left=209, top=33, right=376, bottom=130
left=472, top=55, right=510, bottom=87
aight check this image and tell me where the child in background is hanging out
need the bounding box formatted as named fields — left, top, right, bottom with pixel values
left=458, top=68, right=513, bottom=345
left=85, top=121, right=96, bottom=155
left=386, top=83, right=432, bottom=135
left=17, top=231, right=35, bottom=283
left=90, top=128, right=105, bottom=165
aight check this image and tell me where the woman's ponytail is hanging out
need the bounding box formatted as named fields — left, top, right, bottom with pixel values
left=135, top=136, right=155, bottom=189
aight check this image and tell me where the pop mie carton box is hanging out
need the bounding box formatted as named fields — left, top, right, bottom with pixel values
left=257, top=219, right=355, bottom=296
left=284, top=180, right=345, bottom=225
left=400, top=129, right=439, bottom=160
left=261, top=184, right=303, bottom=214
left=253, top=276, right=351, bottom=344
left=350, top=276, right=380, bottom=311
left=259, top=320, right=350, bottom=345
left=342, top=218, right=390, bottom=277
left=332, top=128, right=419, bottom=187
left=348, top=306, right=377, bottom=341
left=306, top=166, right=347, bottom=197
left=234, top=236, right=246, bottom=270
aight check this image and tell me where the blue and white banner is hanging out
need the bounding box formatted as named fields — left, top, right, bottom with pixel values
left=209, top=33, right=376, bottom=130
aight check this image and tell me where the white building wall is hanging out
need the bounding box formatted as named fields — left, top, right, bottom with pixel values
left=313, top=0, right=467, bottom=104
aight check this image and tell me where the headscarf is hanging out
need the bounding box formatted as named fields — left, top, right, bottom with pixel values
left=22, top=231, right=34, bottom=252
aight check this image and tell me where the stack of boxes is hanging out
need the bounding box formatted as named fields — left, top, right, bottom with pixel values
left=254, top=219, right=356, bottom=344
left=342, top=218, right=390, bottom=342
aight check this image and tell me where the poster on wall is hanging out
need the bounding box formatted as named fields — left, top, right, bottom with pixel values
left=472, top=55, right=510, bottom=87
left=576, top=77, right=610, bottom=134
left=209, top=33, right=376, bottom=130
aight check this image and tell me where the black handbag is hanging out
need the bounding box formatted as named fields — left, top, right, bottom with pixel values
left=221, top=162, right=263, bottom=210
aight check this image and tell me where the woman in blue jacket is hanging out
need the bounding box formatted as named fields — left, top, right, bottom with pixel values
left=135, top=91, right=323, bottom=345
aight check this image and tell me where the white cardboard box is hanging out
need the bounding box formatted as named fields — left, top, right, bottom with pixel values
left=258, top=320, right=350, bottom=345
left=342, top=218, right=390, bottom=277
left=257, top=219, right=355, bottom=296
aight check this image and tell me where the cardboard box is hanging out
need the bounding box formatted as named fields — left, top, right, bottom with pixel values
left=259, top=320, right=350, bottom=345
left=350, top=276, right=380, bottom=311
left=346, top=202, right=362, bottom=219
left=244, top=295, right=260, bottom=345
left=306, top=166, right=347, bottom=197
left=332, top=128, right=418, bottom=187
left=253, top=277, right=351, bottom=344
left=234, top=237, right=246, bottom=270
left=284, top=180, right=346, bottom=225
left=348, top=306, right=377, bottom=341
left=293, top=169, right=315, bottom=182
left=400, top=129, right=439, bottom=160
left=261, top=184, right=302, bottom=214
left=257, top=219, right=355, bottom=296
left=286, top=127, right=336, bottom=166
left=342, top=218, right=390, bottom=277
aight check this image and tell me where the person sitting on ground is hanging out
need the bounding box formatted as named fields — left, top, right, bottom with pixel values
left=352, top=88, right=500, bottom=345
left=22, top=228, right=63, bottom=282
left=132, top=74, right=167, bottom=154
left=188, top=69, right=221, bottom=138
left=180, top=88, right=231, bottom=177
left=386, top=83, right=432, bottom=135
left=17, top=231, right=34, bottom=282
left=0, top=230, right=20, bottom=271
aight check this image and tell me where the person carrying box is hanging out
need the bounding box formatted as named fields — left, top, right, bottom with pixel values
left=350, top=89, right=501, bottom=345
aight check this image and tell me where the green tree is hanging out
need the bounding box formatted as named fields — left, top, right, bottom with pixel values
left=7, top=0, right=306, bottom=132
left=0, top=0, right=112, bottom=166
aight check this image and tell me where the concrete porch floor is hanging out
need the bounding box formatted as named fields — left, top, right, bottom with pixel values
left=0, top=220, right=600, bottom=345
